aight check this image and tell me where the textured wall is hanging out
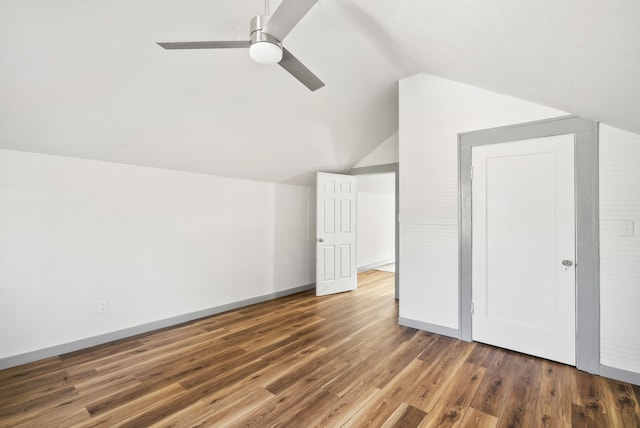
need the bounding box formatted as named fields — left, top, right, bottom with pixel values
left=599, top=125, right=640, bottom=374
left=398, top=73, right=564, bottom=329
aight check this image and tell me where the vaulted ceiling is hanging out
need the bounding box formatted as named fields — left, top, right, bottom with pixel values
left=1, top=1, right=638, bottom=186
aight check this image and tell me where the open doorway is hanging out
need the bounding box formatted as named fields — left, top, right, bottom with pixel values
left=348, top=164, right=399, bottom=299
left=355, top=173, right=395, bottom=272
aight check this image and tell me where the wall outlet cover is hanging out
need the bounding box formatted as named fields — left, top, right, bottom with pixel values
left=617, top=220, right=635, bottom=237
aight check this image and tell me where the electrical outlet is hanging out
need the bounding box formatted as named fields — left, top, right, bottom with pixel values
left=98, top=299, right=109, bottom=314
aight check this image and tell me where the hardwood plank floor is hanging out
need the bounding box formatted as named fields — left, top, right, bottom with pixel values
left=1, top=270, right=639, bottom=427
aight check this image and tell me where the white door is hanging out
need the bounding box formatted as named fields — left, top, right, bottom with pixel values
left=316, top=172, right=357, bottom=296
left=471, top=134, right=576, bottom=365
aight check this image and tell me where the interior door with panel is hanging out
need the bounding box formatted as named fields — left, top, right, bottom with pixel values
left=471, top=134, right=576, bottom=365
left=316, top=172, right=357, bottom=296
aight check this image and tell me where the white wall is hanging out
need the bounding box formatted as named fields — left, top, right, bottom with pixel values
left=0, top=149, right=314, bottom=363
left=356, top=174, right=395, bottom=270
left=399, top=72, right=640, bottom=379
left=354, top=132, right=399, bottom=168
left=398, top=73, right=565, bottom=329
left=599, top=125, right=640, bottom=374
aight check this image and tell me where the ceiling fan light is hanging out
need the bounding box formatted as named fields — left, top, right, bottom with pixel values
left=249, top=41, right=283, bottom=64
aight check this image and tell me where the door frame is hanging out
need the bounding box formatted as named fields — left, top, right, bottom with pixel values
left=347, top=163, right=399, bottom=300
left=458, top=116, right=600, bottom=374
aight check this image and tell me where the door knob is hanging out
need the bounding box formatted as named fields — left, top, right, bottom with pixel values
left=561, top=259, right=574, bottom=267
left=318, top=238, right=324, bottom=243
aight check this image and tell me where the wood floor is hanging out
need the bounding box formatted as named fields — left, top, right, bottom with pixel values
left=1, top=271, right=639, bottom=427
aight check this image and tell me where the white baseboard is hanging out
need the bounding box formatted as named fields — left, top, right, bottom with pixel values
left=357, top=259, right=395, bottom=273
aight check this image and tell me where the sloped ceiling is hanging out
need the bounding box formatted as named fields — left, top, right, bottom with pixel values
left=351, top=0, right=640, bottom=135
left=0, top=1, right=638, bottom=186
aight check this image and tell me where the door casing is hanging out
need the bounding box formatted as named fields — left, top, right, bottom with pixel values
left=458, top=115, right=599, bottom=374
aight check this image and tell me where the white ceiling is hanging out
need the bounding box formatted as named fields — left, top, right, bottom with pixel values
left=1, top=1, right=638, bottom=186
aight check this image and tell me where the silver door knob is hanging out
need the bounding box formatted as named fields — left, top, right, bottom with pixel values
left=318, top=238, right=324, bottom=243
left=562, top=259, right=574, bottom=267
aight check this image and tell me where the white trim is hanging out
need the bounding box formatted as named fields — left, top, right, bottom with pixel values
left=357, top=259, right=395, bottom=273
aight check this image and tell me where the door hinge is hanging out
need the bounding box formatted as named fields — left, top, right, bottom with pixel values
left=471, top=301, right=474, bottom=316
left=469, top=166, right=474, bottom=180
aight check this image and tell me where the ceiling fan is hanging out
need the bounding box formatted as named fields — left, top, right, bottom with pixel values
left=157, top=0, right=324, bottom=91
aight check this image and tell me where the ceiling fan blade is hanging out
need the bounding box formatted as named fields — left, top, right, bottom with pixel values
left=279, top=48, right=324, bottom=91
left=157, top=41, right=250, bottom=50
left=263, top=0, right=319, bottom=42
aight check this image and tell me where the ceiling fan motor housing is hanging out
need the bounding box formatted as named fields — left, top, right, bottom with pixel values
left=249, top=15, right=283, bottom=64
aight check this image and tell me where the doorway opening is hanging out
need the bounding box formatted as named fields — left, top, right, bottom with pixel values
left=348, top=163, right=399, bottom=299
